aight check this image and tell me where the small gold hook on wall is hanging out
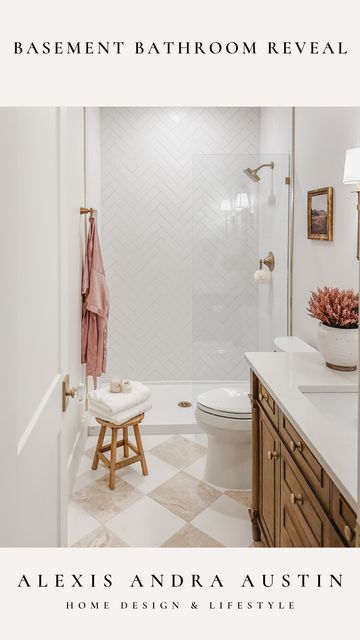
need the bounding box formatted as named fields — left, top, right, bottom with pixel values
left=80, top=207, right=95, bottom=218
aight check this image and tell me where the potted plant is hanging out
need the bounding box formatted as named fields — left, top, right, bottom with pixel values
left=307, top=286, right=359, bottom=371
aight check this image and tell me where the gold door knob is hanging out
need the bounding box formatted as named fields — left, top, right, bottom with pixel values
left=290, top=440, right=303, bottom=453
left=344, top=525, right=354, bottom=543
left=267, top=450, right=279, bottom=461
left=290, top=492, right=304, bottom=506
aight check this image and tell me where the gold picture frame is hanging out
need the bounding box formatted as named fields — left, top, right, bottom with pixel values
left=307, top=186, right=333, bottom=241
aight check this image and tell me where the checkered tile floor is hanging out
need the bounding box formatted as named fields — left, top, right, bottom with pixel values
left=69, top=433, right=259, bottom=548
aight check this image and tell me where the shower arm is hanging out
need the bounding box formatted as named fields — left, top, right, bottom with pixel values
left=254, top=162, right=274, bottom=172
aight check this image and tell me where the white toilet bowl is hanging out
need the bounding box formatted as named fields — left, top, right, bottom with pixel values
left=195, top=384, right=252, bottom=490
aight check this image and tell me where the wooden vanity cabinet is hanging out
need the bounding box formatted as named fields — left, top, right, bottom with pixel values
left=258, top=409, right=280, bottom=546
left=249, top=371, right=356, bottom=548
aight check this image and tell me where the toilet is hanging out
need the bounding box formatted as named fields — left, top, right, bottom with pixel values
left=195, top=384, right=252, bottom=490
left=196, top=336, right=316, bottom=491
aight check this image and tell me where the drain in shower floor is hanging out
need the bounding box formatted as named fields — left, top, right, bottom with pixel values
left=178, top=401, right=192, bottom=408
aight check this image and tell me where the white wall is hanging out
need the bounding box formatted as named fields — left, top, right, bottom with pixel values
left=293, top=108, right=360, bottom=346
left=101, top=107, right=261, bottom=381
left=259, top=107, right=292, bottom=349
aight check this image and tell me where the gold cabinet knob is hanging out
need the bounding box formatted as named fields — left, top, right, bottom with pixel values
left=267, top=450, right=279, bottom=461
left=344, top=525, right=354, bottom=543
left=290, top=492, right=304, bottom=506
left=290, top=440, right=303, bottom=453
left=259, top=392, right=263, bottom=401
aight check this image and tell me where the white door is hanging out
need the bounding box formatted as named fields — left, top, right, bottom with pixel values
left=0, top=107, right=86, bottom=547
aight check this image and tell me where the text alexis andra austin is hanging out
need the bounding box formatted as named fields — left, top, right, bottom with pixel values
left=17, top=571, right=342, bottom=612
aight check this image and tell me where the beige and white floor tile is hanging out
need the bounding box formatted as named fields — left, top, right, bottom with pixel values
left=83, top=435, right=111, bottom=461
left=149, top=471, right=220, bottom=522
left=192, top=494, right=253, bottom=547
left=73, top=477, right=143, bottom=524
left=150, top=435, right=206, bottom=469
left=76, top=452, right=106, bottom=476
left=140, top=434, right=172, bottom=450
left=73, top=526, right=128, bottom=548
left=184, top=455, right=226, bottom=492
left=74, top=454, right=109, bottom=492
left=68, top=500, right=99, bottom=546
left=182, top=433, right=208, bottom=447
left=106, top=496, right=186, bottom=547
left=225, top=490, right=252, bottom=509
left=162, top=524, right=224, bottom=548
left=117, top=452, right=178, bottom=493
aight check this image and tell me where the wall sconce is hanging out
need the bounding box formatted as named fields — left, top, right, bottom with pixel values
left=343, top=147, right=360, bottom=260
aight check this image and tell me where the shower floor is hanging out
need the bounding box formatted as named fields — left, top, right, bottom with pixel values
left=89, top=381, right=246, bottom=435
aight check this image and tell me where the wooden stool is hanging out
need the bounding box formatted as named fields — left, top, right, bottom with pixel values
left=91, top=413, right=149, bottom=490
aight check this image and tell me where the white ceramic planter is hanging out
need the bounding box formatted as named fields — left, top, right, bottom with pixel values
left=317, top=322, right=358, bottom=371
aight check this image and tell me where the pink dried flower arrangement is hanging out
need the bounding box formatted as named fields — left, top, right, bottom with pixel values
left=307, top=287, right=358, bottom=329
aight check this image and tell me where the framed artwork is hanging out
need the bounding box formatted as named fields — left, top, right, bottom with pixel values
left=307, top=186, right=333, bottom=240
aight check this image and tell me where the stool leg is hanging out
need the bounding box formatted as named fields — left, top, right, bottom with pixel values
left=92, top=425, right=107, bottom=470
left=123, top=426, right=129, bottom=458
left=133, top=424, right=148, bottom=476
left=109, top=429, right=118, bottom=490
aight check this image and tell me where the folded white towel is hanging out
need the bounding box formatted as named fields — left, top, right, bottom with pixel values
left=88, top=381, right=151, bottom=414
left=88, top=399, right=152, bottom=425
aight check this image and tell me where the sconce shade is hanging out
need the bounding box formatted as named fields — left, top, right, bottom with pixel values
left=343, top=148, right=360, bottom=184
left=220, top=199, right=232, bottom=212
left=235, top=192, right=250, bottom=210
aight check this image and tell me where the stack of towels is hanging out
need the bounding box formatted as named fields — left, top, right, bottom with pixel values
left=88, top=381, right=152, bottom=424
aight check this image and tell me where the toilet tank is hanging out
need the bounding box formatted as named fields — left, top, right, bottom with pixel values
left=273, top=336, right=317, bottom=352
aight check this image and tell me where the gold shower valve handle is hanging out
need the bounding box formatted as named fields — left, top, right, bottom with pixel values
left=262, top=251, right=275, bottom=272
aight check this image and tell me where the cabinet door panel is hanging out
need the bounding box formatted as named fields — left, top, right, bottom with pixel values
left=281, top=447, right=331, bottom=547
left=259, top=409, right=280, bottom=546
left=280, top=492, right=310, bottom=547
left=258, top=382, right=278, bottom=428
left=331, top=486, right=356, bottom=547
left=279, top=413, right=330, bottom=510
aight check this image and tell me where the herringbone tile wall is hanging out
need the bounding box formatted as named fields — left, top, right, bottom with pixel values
left=101, top=108, right=260, bottom=381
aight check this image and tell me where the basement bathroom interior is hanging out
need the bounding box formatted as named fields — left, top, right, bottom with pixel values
left=3, top=106, right=359, bottom=548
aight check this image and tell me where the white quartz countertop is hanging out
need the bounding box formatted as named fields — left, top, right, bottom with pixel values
left=244, top=351, right=358, bottom=511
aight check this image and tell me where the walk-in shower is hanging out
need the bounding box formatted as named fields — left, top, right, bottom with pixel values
left=85, top=107, right=291, bottom=434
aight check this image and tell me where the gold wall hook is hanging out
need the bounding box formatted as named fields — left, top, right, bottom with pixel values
left=80, top=207, right=96, bottom=218
left=263, top=251, right=275, bottom=272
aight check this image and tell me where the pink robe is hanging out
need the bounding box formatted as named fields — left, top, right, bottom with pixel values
left=81, top=218, right=109, bottom=387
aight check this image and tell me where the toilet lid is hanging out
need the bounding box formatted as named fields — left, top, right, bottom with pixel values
left=196, top=385, right=251, bottom=419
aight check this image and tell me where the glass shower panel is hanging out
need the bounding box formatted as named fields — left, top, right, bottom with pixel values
left=191, top=153, right=290, bottom=384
